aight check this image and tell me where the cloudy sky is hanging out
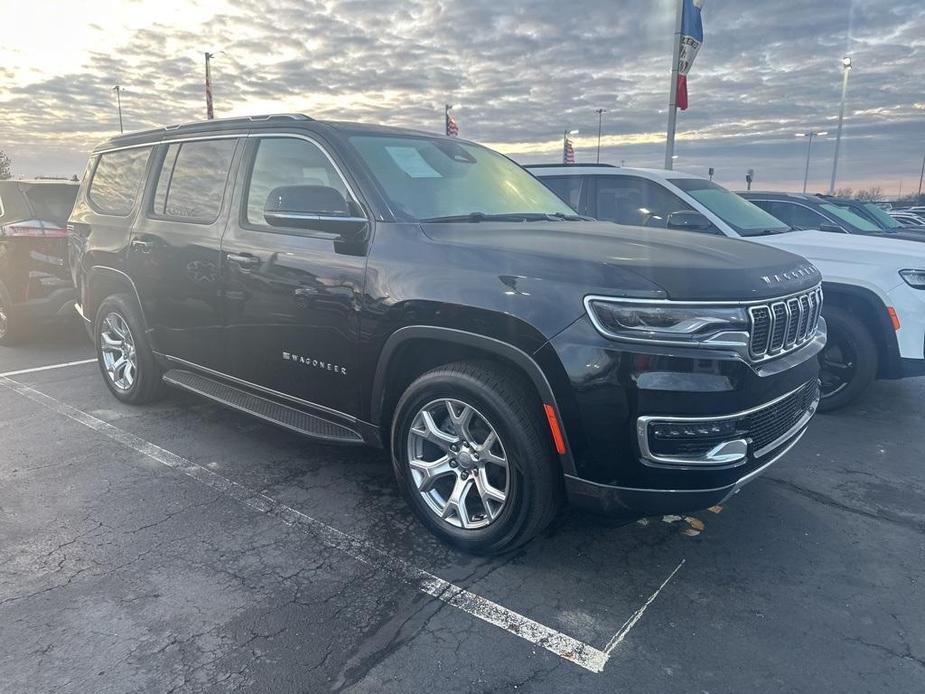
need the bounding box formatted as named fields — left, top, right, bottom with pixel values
left=1, top=0, right=923, bottom=194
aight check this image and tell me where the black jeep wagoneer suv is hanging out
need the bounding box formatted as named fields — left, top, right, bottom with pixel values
left=69, top=114, right=825, bottom=553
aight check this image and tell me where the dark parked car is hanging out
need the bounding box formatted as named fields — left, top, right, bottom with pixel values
left=70, top=115, right=824, bottom=553
left=0, top=180, right=78, bottom=344
left=739, top=191, right=925, bottom=242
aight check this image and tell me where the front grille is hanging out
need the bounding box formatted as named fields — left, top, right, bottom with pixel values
left=741, top=380, right=819, bottom=456
left=748, top=286, right=822, bottom=360
left=642, top=380, right=820, bottom=464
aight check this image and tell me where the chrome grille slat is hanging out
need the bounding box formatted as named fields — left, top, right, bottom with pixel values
left=748, top=285, right=823, bottom=362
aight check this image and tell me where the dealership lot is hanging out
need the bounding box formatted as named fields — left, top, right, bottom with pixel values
left=1, top=327, right=923, bottom=694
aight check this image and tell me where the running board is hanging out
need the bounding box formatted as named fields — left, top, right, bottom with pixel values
left=162, top=369, right=364, bottom=445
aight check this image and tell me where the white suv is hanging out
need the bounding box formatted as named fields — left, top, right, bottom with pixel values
left=530, top=164, right=925, bottom=410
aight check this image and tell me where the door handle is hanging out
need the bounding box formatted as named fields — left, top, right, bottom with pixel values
left=131, top=239, right=154, bottom=253
left=226, top=253, right=260, bottom=268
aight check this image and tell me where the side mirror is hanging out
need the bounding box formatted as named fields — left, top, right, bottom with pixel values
left=666, top=210, right=715, bottom=232
left=264, top=185, right=367, bottom=236
left=818, top=223, right=847, bottom=233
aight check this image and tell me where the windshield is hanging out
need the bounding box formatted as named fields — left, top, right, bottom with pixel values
left=820, top=203, right=881, bottom=232
left=347, top=134, right=575, bottom=222
left=859, top=202, right=903, bottom=229
left=669, top=178, right=791, bottom=236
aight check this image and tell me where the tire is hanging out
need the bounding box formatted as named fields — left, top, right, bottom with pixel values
left=818, top=305, right=878, bottom=412
left=391, top=361, right=561, bottom=554
left=94, top=293, right=164, bottom=404
left=0, top=279, right=29, bottom=346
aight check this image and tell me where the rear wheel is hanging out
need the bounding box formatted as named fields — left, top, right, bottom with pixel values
left=818, top=306, right=877, bottom=412
left=94, top=293, right=164, bottom=404
left=391, top=361, right=561, bottom=554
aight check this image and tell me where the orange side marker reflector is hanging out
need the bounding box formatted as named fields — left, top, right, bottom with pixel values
left=543, top=404, right=567, bottom=455
left=887, top=306, right=901, bottom=331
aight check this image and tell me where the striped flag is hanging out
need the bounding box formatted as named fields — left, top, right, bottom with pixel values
left=677, top=0, right=705, bottom=111
left=563, top=136, right=576, bottom=164
left=445, top=106, right=459, bottom=137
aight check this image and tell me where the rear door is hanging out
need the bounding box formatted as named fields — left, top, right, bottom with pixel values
left=127, top=137, right=241, bottom=370
left=220, top=133, right=368, bottom=416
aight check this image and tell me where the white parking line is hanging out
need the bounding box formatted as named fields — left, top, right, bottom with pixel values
left=0, top=358, right=97, bottom=379
left=0, top=374, right=620, bottom=673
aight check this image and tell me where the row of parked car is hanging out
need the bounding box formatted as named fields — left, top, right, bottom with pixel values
left=1, top=115, right=923, bottom=552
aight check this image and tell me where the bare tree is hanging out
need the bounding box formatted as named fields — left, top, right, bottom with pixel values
left=855, top=186, right=884, bottom=202
left=834, top=186, right=854, bottom=198
left=0, top=150, right=11, bottom=180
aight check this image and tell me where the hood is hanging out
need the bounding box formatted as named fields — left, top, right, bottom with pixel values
left=753, top=229, right=925, bottom=269
left=422, top=221, right=821, bottom=301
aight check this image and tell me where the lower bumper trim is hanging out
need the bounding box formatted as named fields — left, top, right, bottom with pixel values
left=565, top=427, right=807, bottom=517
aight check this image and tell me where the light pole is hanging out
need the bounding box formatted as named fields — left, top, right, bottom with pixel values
left=594, top=109, right=606, bottom=164
left=205, top=52, right=215, bottom=120
left=918, top=149, right=925, bottom=204
left=796, top=130, right=828, bottom=193
left=112, top=85, right=124, bottom=134
left=828, top=56, right=852, bottom=195
left=563, top=129, right=579, bottom=164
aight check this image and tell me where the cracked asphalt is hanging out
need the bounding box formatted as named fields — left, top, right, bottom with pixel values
left=1, top=324, right=924, bottom=693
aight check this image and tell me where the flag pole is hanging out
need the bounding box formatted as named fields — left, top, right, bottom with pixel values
left=205, top=52, right=215, bottom=120
left=664, top=0, right=684, bottom=170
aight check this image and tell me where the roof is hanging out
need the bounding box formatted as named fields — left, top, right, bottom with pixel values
left=0, top=179, right=77, bottom=186
left=527, top=164, right=707, bottom=181
left=93, top=113, right=460, bottom=152
left=524, top=163, right=617, bottom=169
left=738, top=191, right=817, bottom=200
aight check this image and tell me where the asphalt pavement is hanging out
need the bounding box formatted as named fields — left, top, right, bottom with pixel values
left=1, top=324, right=923, bottom=693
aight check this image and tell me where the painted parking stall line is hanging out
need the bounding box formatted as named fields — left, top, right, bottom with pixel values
left=0, top=374, right=621, bottom=673
left=0, top=358, right=97, bottom=379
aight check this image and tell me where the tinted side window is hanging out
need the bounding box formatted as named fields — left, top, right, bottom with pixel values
left=152, top=139, right=236, bottom=223
left=245, top=138, right=349, bottom=227
left=541, top=176, right=584, bottom=212
left=89, top=148, right=151, bottom=216
left=595, top=176, right=692, bottom=227
left=764, top=201, right=826, bottom=229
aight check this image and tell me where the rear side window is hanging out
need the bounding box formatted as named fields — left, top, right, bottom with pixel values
left=152, top=139, right=237, bottom=223
left=595, top=175, right=691, bottom=227
left=89, top=148, right=151, bottom=216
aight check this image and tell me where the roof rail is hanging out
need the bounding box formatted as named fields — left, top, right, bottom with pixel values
left=162, top=113, right=312, bottom=131
left=523, top=163, right=617, bottom=168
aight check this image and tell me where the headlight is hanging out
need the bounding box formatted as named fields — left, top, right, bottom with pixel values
left=899, top=269, right=925, bottom=289
left=585, top=297, right=749, bottom=345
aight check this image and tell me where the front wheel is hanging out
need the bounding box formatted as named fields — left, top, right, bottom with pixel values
left=391, top=361, right=561, bottom=554
left=818, top=306, right=878, bottom=412
left=94, top=293, right=164, bottom=404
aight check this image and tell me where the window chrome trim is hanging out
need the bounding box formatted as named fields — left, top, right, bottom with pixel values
left=636, top=380, right=818, bottom=468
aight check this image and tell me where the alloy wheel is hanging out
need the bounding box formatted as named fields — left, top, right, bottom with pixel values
left=406, top=398, right=510, bottom=530
left=820, top=338, right=856, bottom=399
left=100, top=312, right=137, bottom=391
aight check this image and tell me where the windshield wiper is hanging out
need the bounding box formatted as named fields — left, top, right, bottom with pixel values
left=544, top=212, right=595, bottom=221
left=421, top=212, right=576, bottom=223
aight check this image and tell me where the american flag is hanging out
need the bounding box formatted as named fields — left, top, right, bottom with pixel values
left=445, top=106, right=459, bottom=137
left=563, top=136, right=576, bottom=164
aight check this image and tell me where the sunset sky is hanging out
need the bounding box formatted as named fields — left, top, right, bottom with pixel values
left=1, top=0, right=923, bottom=194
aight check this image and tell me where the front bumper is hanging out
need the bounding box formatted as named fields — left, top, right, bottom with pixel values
left=540, top=314, right=822, bottom=517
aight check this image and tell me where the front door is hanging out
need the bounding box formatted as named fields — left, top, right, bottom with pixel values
left=127, top=137, right=241, bottom=371
left=221, top=134, right=367, bottom=417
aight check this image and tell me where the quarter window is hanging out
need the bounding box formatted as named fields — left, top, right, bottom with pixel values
left=245, top=138, right=349, bottom=227
left=89, top=148, right=151, bottom=215
left=152, top=139, right=237, bottom=223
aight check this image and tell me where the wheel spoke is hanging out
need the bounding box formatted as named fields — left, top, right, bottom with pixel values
left=411, top=410, right=459, bottom=451
left=474, top=468, right=506, bottom=517
left=100, top=333, right=122, bottom=351
left=409, top=455, right=455, bottom=492
left=123, top=361, right=136, bottom=387
left=105, top=315, right=126, bottom=339
left=447, top=402, right=476, bottom=442
left=443, top=475, right=474, bottom=528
